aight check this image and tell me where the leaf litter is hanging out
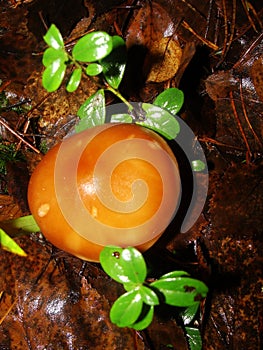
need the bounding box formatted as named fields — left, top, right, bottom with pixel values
left=0, top=0, right=263, bottom=349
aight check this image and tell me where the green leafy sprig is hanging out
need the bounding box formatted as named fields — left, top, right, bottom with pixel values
left=0, top=215, right=40, bottom=256
left=100, top=246, right=208, bottom=349
left=0, top=228, right=27, bottom=256
left=40, top=25, right=208, bottom=350
left=42, top=24, right=184, bottom=139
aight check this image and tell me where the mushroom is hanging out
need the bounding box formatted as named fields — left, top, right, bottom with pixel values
left=28, top=123, right=181, bottom=261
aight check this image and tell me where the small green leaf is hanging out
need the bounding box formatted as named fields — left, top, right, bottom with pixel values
left=66, top=67, right=82, bottom=92
left=75, top=89, right=105, bottom=132
left=153, top=88, right=184, bottom=115
left=150, top=277, right=208, bottom=307
left=100, top=246, right=147, bottom=284
left=72, top=31, right=113, bottom=62
left=160, top=271, right=190, bottom=279
left=43, top=24, right=64, bottom=49
left=191, top=160, right=206, bottom=172
left=110, top=113, right=133, bottom=123
left=138, top=285, right=159, bottom=306
left=120, top=247, right=147, bottom=284
left=42, top=47, right=68, bottom=67
left=123, top=281, right=138, bottom=292
left=137, top=103, right=180, bottom=140
left=132, top=305, right=154, bottom=330
left=110, top=290, right=143, bottom=327
left=185, top=327, right=202, bottom=350
left=86, top=63, right=103, bottom=76
left=0, top=215, right=40, bottom=235
left=42, top=60, right=66, bottom=92
left=181, top=303, right=200, bottom=325
left=100, top=35, right=126, bottom=89
left=0, top=228, right=27, bottom=256
left=100, top=246, right=130, bottom=283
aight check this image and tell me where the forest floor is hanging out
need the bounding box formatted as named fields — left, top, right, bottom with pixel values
left=0, top=1, right=262, bottom=349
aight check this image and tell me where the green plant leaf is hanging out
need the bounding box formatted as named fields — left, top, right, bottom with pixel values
left=185, top=327, right=202, bottom=350
left=43, top=24, right=64, bottom=49
left=75, top=89, right=105, bottom=132
left=138, top=285, right=159, bottom=306
left=153, top=88, right=184, bottom=115
left=120, top=247, right=147, bottom=284
left=181, top=303, right=200, bottom=325
left=150, top=277, right=208, bottom=307
left=123, top=281, right=138, bottom=292
left=160, top=271, right=190, bottom=279
left=86, top=63, right=103, bottom=76
left=132, top=305, right=154, bottom=330
left=66, top=67, right=82, bottom=92
left=100, top=35, right=126, bottom=89
left=100, top=246, right=147, bottom=284
left=180, top=303, right=199, bottom=325
left=0, top=215, right=40, bottom=235
left=42, top=60, right=66, bottom=92
left=137, top=103, right=180, bottom=140
left=110, top=290, right=143, bottom=327
left=42, top=47, right=68, bottom=67
left=0, top=228, right=27, bottom=256
left=100, top=246, right=131, bottom=283
left=110, top=113, right=133, bottom=123
left=191, top=160, right=206, bottom=172
left=72, top=31, right=113, bottom=62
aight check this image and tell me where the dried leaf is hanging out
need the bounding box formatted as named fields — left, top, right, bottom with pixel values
left=126, top=2, right=182, bottom=82
left=146, top=36, right=182, bottom=82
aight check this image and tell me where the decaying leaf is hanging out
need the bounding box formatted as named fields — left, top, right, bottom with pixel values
left=0, top=195, right=25, bottom=221
left=0, top=236, right=146, bottom=349
left=250, top=54, right=263, bottom=102
left=126, top=2, right=182, bottom=83
left=145, top=36, right=182, bottom=83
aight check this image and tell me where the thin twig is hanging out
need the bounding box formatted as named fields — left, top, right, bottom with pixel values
left=204, top=0, right=214, bottom=39
left=198, top=136, right=247, bottom=151
left=233, top=32, right=263, bottom=69
left=242, top=0, right=263, bottom=31
left=218, top=0, right=236, bottom=66
left=182, top=20, right=219, bottom=50
left=222, top=0, right=228, bottom=59
left=0, top=117, right=40, bottom=153
left=0, top=80, right=11, bottom=93
left=229, top=91, right=252, bottom=162
left=241, top=0, right=257, bottom=32
left=239, top=78, right=263, bottom=147
left=0, top=297, right=17, bottom=325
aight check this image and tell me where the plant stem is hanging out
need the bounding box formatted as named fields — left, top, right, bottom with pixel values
left=106, top=85, right=134, bottom=111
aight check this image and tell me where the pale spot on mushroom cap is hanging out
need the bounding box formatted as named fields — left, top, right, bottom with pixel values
left=38, top=203, right=50, bottom=217
left=91, top=206, right=98, bottom=218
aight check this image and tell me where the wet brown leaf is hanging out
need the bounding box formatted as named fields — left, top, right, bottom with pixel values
left=0, top=195, right=25, bottom=221
left=126, top=2, right=182, bottom=83
left=146, top=36, right=182, bottom=83
left=202, top=163, right=263, bottom=349
left=250, top=54, right=263, bottom=102
left=205, top=32, right=263, bottom=155
left=25, top=70, right=98, bottom=149
left=0, top=5, right=41, bottom=84
left=0, top=235, right=146, bottom=349
left=207, top=163, right=263, bottom=268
